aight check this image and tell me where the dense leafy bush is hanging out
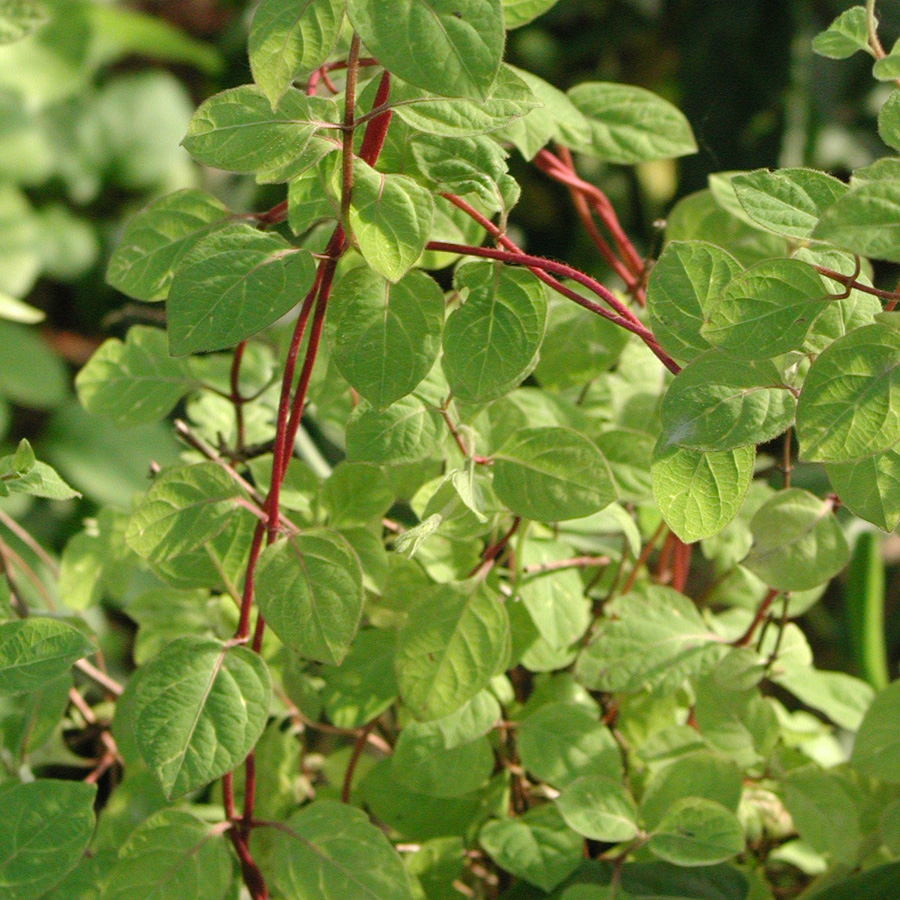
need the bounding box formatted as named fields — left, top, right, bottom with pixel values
left=3, top=1, right=900, bottom=899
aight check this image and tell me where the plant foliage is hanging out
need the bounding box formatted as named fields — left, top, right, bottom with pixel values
left=3, top=2, right=900, bottom=899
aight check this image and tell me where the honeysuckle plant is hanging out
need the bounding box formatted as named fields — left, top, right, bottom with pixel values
left=4, top=1, right=900, bottom=899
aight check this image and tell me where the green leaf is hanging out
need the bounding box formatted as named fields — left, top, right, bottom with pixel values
left=424, top=689, right=501, bottom=748
left=493, top=426, right=615, bottom=522
left=659, top=353, right=795, bottom=452
left=646, top=241, right=742, bottom=364
left=89, top=5, right=223, bottom=75
left=321, top=628, right=398, bottom=728
left=827, top=450, right=900, bottom=532
left=882, top=801, right=900, bottom=856
left=640, top=752, right=742, bottom=830
left=0, top=321, right=67, bottom=410
left=807, top=864, right=900, bottom=900
left=498, top=66, right=593, bottom=159
left=255, top=530, right=364, bottom=665
left=346, top=0, right=504, bottom=101
left=270, top=800, right=414, bottom=900
left=813, top=181, right=900, bottom=263
left=666, top=188, right=789, bottom=268
left=798, top=248, right=882, bottom=354
left=731, top=168, right=848, bottom=239
left=167, top=224, right=317, bottom=355
left=0, top=618, right=93, bottom=695
left=125, top=462, right=242, bottom=562
left=773, top=666, right=874, bottom=731
left=182, top=85, right=339, bottom=181
left=479, top=805, right=582, bottom=892
left=652, top=442, right=754, bottom=543
left=409, top=132, right=509, bottom=208
left=576, top=586, right=722, bottom=695
left=329, top=266, right=444, bottom=409
left=396, top=581, right=510, bottom=720
left=743, top=488, right=849, bottom=591
left=518, top=541, right=591, bottom=649
left=0, top=184, right=39, bottom=297
left=0, top=780, right=96, bottom=900
left=518, top=702, right=621, bottom=789
left=812, top=6, right=870, bottom=59
left=76, top=327, right=192, bottom=427
left=362, top=757, right=503, bottom=840
left=322, top=461, right=394, bottom=526
left=249, top=0, right=345, bottom=107
left=104, top=809, right=232, bottom=900
left=289, top=153, right=341, bottom=231
left=389, top=66, right=540, bottom=138
left=0, top=0, right=46, bottom=45
left=780, top=767, right=861, bottom=866
left=702, top=257, right=833, bottom=359
left=878, top=91, right=900, bottom=153
left=502, top=0, right=560, bottom=29
left=797, top=319, right=900, bottom=462
left=405, top=837, right=465, bottom=899
left=442, top=261, right=548, bottom=403
left=107, top=190, right=231, bottom=303
left=851, top=679, right=900, bottom=782
left=594, top=430, right=654, bottom=504
left=556, top=774, right=639, bottom=842
left=133, top=637, right=271, bottom=799
left=533, top=295, right=628, bottom=388
left=0, top=290, right=43, bottom=324
left=567, top=82, right=697, bottom=164
left=347, top=158, right=435, bottom=282
left=392, top=721, right=494, bottom=797
left=346, top=396, right=444, bottom=464
left=874, top=43, right=900, bottom=82
left=1, top=458, right=80, bottom=501
left=648, top=799, right=744, bottom=866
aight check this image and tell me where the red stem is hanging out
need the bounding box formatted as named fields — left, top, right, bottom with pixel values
left=358, top=72, right=392, bottom=165
left=229, top=829, right=268, bottom=900
left=733, top=589, right=779, bottom=648
left=280, top=257, right=338, bottom=483
left=306, top=57, right=378, bottom=95
left=467, top=518, right=521, bottom=578
left=236, top=523, right=266, bottom=641
left=267, top=269, right=324, bottom=541
left=241, top=751, right=257, bottom=833
left=427, top=237, right=679, bottom=374
left=536, top=148, right=645, bottom=278
left=232, top=42, right=396, bottom=852
left=223, top=771, right=236, bottom=820
left=341, top=719, right=378, bottom=803
left=670, top=538, right=692, bottom=592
